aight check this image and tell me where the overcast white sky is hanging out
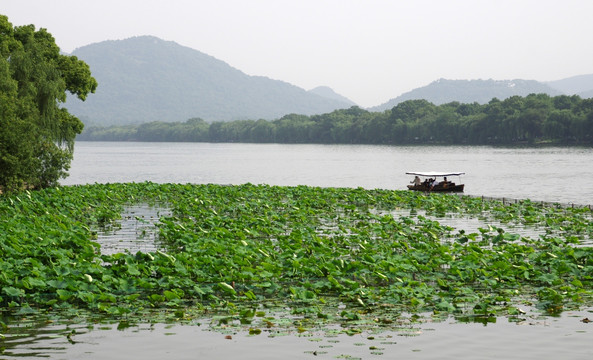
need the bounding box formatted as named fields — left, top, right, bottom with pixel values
left=3, top=0, right=593, bottom=107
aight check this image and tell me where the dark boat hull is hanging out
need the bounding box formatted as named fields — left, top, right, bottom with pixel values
left=407, top=183, right=464, bottom=192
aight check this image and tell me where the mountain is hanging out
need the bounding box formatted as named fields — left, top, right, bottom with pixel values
left=369, top=79, right=563, bottom=112
left=546, top=74, right=593, bottom=96
left=64, top=36, right=354, bottom=125
left=308, top=86, right=356, bottom=106
left=578, top=89, right=593, bottom=99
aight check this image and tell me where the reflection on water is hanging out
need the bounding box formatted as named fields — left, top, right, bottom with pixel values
left=0, top=317, right=87, bottom=358
left=1, top=309, right=591, bottom=359
left=389, top=203, right=593, bottom=247
left=391, top=208, right=546, bottom=240
left=94, top=204, right=171, bottom=255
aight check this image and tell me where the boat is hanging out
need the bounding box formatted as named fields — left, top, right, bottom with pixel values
left=406, top=171, right=465, bottom=192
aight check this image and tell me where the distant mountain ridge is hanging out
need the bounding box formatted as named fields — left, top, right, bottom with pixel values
left=308, top=86, right=357, bottom=106
left=370, top=78, right=565, bottom=112
left=64, top=36, right=593, bottom=124
left=65, top=36, right=355, bottom=125
left=546, top=74, right=593, bottom=96
left=370, top=75, right=593, bottom=112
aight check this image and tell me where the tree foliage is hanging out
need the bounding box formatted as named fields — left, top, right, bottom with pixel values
left=0, top=15, right=97, bottom=192
left=81, top=94, right=593, bottom=145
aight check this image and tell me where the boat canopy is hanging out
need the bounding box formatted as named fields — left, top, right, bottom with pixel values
left=406, top=171, right=465, bottom=177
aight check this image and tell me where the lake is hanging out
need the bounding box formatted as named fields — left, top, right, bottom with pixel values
left=3, top=310, right=592, bottom=359
left=62, top=142, right=593, bottom=206
left=4, top=142, right=592, bottom=359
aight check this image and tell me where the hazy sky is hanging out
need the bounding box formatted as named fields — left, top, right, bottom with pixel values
left=3, top=0, right=593, bottom=107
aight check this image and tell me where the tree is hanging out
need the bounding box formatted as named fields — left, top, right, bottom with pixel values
left=389, top=99, right=436, bottom=124
left=543, top=110, right=574, bottom=140
left=0, top=15, right=97, bottom=191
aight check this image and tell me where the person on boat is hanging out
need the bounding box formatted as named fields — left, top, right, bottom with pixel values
left=429, top=178, right=436, bottom=190
left=411, top=176, right=422, bottom=186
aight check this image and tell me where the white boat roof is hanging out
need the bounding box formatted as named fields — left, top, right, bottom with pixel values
left=406, top=171, right=465, bottom=177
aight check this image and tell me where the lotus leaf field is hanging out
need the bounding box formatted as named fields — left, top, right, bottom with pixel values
left=1, top=182, right=593, bottom=334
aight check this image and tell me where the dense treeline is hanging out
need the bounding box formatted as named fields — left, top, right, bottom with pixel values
left=79, top=94, right=593, bottom=145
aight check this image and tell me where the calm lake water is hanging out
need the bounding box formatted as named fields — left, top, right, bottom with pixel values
left=62, top=142, right=593, bottom=205
left=5, top=142, right=592, bottom=359
left=3, top=310, right=592, bottom=360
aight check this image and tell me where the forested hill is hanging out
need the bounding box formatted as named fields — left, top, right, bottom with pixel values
left=370, top=79, right=563, bottom=112
left=79, top=94, right=593, bottom=145
left=64, top=36, right=354, bottom=125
